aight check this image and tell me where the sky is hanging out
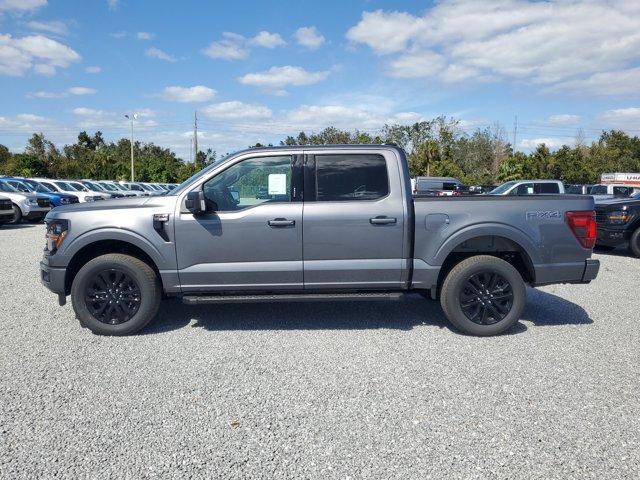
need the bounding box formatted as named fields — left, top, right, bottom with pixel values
left=1, top=0, right=640, bottom=159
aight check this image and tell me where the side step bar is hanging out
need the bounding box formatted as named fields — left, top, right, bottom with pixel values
left=182, top=292, right=405, bottom=305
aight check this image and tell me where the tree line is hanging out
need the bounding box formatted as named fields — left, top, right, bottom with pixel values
left=2, top=117, right=640, bottom=186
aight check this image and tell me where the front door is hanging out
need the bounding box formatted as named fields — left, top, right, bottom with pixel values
left=302, top=151, right=406, bottom=290
left=174, top=154, right=303, bottom=292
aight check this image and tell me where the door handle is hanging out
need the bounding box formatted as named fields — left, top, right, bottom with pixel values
left=370, top=216, right=397, bottom=225
left=268, top=218, right=295, bottom=227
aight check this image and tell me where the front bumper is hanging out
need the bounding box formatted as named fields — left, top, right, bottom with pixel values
left=0, top=210, right=13, bottom=221
left=596, top=226, right=629, bottom=247
left=40, top=260, right=67, bottom=297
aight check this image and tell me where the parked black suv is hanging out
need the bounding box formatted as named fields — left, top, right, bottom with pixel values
left=595, top=192, right=640, bottom=256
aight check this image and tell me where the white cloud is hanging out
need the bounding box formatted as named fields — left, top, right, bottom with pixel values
left=520, top=137, right=572, bottom=150
left=238, top=65, right=329, bottom=94
left=547, top=114, right=580, bottom=125
left=28, top=86, right=96, bottom=98
left=346, top=1, right=640, bottom=94
left=250, top=31, right=285, bottom=48
left=145, top=47, right=177, bottom=62
left=598, top=107, right=640, bottom=130
left=136, top=31, right=153, bottom=40
left=0, top=0, right=47, bottom=12
left=85, top=65, right=101, bottom=73
left=0, top=33, right=80, bottom=76
left=202, top=32, right=248, bottom=60
left=106, top=0, right=118, bottom=10
left=202, top=30, right=285, bottom=60
left=72, top=107, right=156, bottom=129
left=294, top=26, right=325, bottom=49
left=547, top=67, right=640, bottom=96
left=26, top=20, right=69, bottom=36
left=160, top=85, right=216, bottom=103
left=67, top=86, right=96, bottom=95
left=202, top=101, right=272, bottom=120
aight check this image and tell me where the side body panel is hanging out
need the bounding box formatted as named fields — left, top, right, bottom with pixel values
left=301, top=147, right=412, bottom=290
left=411, top=195, right=596, bottom=290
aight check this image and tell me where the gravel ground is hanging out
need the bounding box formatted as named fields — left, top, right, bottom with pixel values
left=0, top=224, right=638, bottom=479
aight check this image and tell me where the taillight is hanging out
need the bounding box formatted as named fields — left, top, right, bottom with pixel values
left=565, top=211, right=596, bottom=249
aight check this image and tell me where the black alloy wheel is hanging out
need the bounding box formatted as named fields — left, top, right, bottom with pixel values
left=459, top=271, right=514, bottom=325
left=85, top=269, right=141, bottom=325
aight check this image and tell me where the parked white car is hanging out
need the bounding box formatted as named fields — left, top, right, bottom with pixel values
left=99, top=180, right=146, bottom=197
left=489, top=180, right=565, bottom=195
left=62, top=180, right=112, bottom=200
left=589, top=184, right=640, bottom=197
left=31, top=178, right=105, bottom=203
left=0, top=179, right=51, bottom=223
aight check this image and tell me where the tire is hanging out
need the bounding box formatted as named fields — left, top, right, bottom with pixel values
left=71, top=253, right=161, bottom=335
left=440, top=255, right=526, bottom=336
left=629, top=228, right=640, bottom=258
left=9, top=204, right=22, bottom=224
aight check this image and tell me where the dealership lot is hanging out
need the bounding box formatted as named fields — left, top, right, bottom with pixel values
left=0, top=225, right=638, bottom=479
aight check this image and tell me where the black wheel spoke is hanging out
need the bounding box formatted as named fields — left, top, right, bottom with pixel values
left=459, top=270, right=514, bottom=326
left=85, top=268, right=141, bottom=325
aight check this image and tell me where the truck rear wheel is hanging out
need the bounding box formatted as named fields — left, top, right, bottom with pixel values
left=440, top=255, right=526, bottom=336
left=71, top=253, right=161, bottom=335
left=629, top=228, right=640, bottom=258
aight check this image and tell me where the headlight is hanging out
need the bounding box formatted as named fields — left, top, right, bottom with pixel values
left=60, top=197, right=70, bottom=204
left=45, top=219, right=69, bottom=253
left=26, top=198, right=38, bottom=206
left=607, top=210, right=630, bottom=224
left=84, top=196, right=95, bottom=202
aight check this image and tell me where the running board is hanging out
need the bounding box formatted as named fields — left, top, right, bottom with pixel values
left=182, top=292, right=405, bottom=305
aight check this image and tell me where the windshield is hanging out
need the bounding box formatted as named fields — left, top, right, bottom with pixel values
left=23, top=179, right=51, bottom=193
left=7, top=181, right=31, bottom=192
left=68, top=182, right=89, bottom=192
left=489, top=181, right=517, bottom=194
left=98, top=182, right=117, bottom=191
left=54, top=181, right=77, bottom=191
left=0, top=181, right=18, bottom=192
left=41, top=181, right=58, bottom=192
left=171, top=153, right=232, bottom=196
left=138, top=184, right=154, bottom=191
left=83, top=181, right=103, bottom=191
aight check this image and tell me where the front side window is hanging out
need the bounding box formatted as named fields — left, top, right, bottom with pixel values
left=202, top=155, right=292, bottom=212
left=315, top=154, right=389, bottom=201
left=613, top=186, right=630, bottom=196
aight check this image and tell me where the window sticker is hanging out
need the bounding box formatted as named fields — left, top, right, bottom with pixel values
left=268, top=174, right=287, bottom=195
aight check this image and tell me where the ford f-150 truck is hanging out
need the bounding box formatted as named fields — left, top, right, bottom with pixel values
left=40, top=145, right=599, bottom=336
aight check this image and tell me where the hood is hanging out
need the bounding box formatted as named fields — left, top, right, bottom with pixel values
left=46, top=194, right=177, bottom=218
left=0, top=190, right=38, bottom=202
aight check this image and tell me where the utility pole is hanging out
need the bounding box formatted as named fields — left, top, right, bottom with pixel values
left=193, top=110, right=199, bottom=165
left=125, top=113, right=138, bottom=181
left=512, top=115, right=518, bottom=153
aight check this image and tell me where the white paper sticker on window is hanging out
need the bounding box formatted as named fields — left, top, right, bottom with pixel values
left=268, top=174, right=287, bottom=195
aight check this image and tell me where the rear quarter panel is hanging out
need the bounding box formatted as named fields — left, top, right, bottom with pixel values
left=412, top=195, right=596, bottom=289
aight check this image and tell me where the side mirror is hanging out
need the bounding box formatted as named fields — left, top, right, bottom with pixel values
left=185, top=190, right=207, bottom=215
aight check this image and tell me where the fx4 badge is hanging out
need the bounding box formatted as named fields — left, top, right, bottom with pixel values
left=526, top=210, right=561, bottom=220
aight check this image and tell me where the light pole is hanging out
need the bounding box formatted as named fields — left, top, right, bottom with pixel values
left=124, top=113, right=138, bottom=181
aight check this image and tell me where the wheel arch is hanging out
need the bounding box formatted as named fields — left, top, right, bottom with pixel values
left=64, top=239, right=163, bottom=294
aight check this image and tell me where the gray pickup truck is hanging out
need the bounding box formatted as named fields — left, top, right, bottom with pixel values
left=40, top=145, right=599, bottom=336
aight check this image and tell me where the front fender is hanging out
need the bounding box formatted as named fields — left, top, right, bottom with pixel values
left=54, top=227, right=169, bottom=270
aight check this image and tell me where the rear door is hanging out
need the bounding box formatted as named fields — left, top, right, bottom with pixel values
left=302, top=150, right=407, bottom=290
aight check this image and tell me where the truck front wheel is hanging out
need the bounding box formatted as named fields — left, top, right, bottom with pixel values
left=440, top=255, right=526, bottom=336
left=71, top=253, right=161, bottom=335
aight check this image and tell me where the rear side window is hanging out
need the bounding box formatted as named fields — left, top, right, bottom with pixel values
left=315, top=154, right=389, bottom=201
left=535, top=183, right=559, bottom=194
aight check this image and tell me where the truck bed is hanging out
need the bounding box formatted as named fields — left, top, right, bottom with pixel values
left=411, top=194, right=597, bottom=292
